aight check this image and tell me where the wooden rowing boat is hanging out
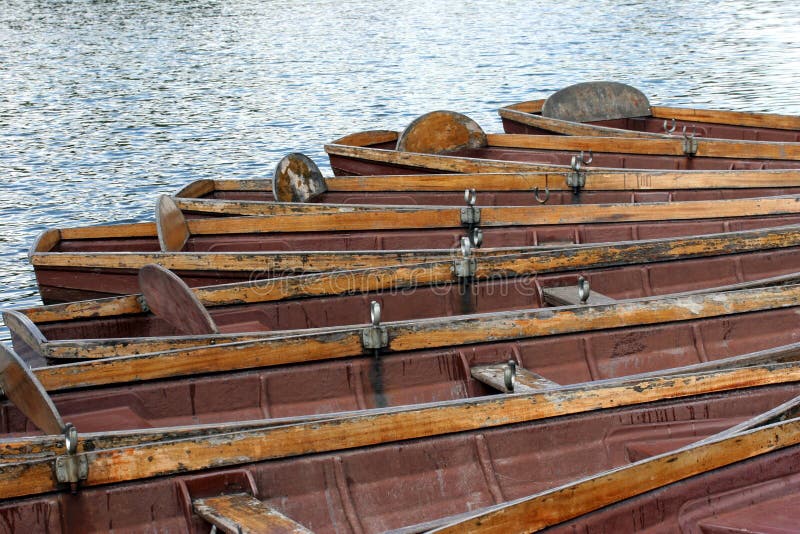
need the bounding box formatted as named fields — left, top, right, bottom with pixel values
left=1, top=367, right=799, bottom=531
left=12, top=223, right=800, bottom=364
left=4, top=277, right=800, bottom=424
left=28, top=193, right=800, bottom=302
left=499, top=80, right=800, bottom=141
left=176, top=153, right=800, bottom=206
left=324, top=112, right=800, bottom=178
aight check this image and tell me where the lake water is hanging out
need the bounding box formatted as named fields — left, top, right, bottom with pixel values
left=1, top=0, right=800, bottom=340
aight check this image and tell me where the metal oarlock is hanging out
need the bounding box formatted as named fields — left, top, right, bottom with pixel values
left=578, top=276, right=591, bottom=304
left=363, top=301, right=388, bottom=408
left=533, top=185, right=550, bottom=204
left=55, top=422, right=88, bottom=493
left=361, top=300, right=388, bottom=350
left=682, top=124, right=698, bottom=155
left=470, top=227, right=483, bottom=248
left=663, top=118, right=676, bottom=134
left=455, top=236, right=477, bottom=278
left=567, top=151, right=592, bottom=194
left=460, top=188, right=481, bottom=225
left=504, top=360, right=517, bottom=392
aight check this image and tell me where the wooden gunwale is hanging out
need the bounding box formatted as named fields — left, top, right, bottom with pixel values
left=19, top=283, right=800, bottom=393
left=35, top=195, right=800, bottom=239
left=1, top=360, right=799, bottom=500
left=175, top=169, right=800, bottom=198
left=484, top=133, right=800, bottom=161
left=168, top=195, right=800, bottom=226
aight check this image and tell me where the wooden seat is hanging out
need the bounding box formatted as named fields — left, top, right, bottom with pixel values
left=193, top=493, right=312, bottom=534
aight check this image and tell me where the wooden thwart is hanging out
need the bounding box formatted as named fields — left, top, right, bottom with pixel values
left=193, top=493, right=312, bottom=534
left=470, top=363, right=560, bottom=393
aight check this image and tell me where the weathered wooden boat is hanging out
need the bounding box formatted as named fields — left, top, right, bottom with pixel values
left=324, top=112, right=800, bottom=178
left=12, top=222, right=800, bottom=365
left=172, top=152, right=800, bottom=209
left=4, top=275, right=800, bottom=432
left=420, top=394, right=800, bottom=533
left=1, top=350, right=799, bottom=532
left=499, top=80, right=800, bottom=141
left=177, top=153, right=800, bottom=206
left=28, top=193, right=800, bottom=302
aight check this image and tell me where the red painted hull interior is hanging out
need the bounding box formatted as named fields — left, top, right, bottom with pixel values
left=1, top=385, right=797, bottom=533
left=7, top=303, right=800, bottom=435
left=21, top=244, right=800, bottom=358
left=501, top=111, right=800, bottom=142
left=32, top=213, right=800, bottom=304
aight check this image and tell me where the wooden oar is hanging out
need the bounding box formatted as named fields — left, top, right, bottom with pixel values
left=0, top=344, right=63, bottom=435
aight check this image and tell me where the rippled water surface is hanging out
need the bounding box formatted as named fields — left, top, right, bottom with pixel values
left=1, top=0, right=800, bottom=339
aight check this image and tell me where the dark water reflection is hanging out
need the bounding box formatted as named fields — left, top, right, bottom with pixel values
left=1, top=0, right=799, bottom=339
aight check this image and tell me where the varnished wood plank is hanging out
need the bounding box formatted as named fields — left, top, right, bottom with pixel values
left=486, top=133, right=684, bottom=155
left=58, top=222, right=157, bottom=240
left=169, top=195, right=800, bottom=232
left=2, top=361, right=799, bottom=499
left=651, top=105, right=800, bottom=131
left=470, top=363, right=559, bottom=393
left=194, top=493, right=312, bottom=534
left=30, top=250, right=453, bottom=271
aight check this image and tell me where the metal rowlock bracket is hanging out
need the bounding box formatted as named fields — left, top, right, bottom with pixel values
left=566, top=151, right=592, bottom=193
left=663, top=118, right=676, bottom=134
left=361, top=300, right=388, bottom=350
left=470, top=227, right=483, bottom=248
left=55, top=422, right=88, bottom=493
left=460, top=188, right=481, bottom=226
left=577, top=276, right=591, bottom=304
left=454, top=236, right=478, bottom=278
left=682, top=125, right=698, bottom=155
left=504, top=360, right=517, bottom=392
